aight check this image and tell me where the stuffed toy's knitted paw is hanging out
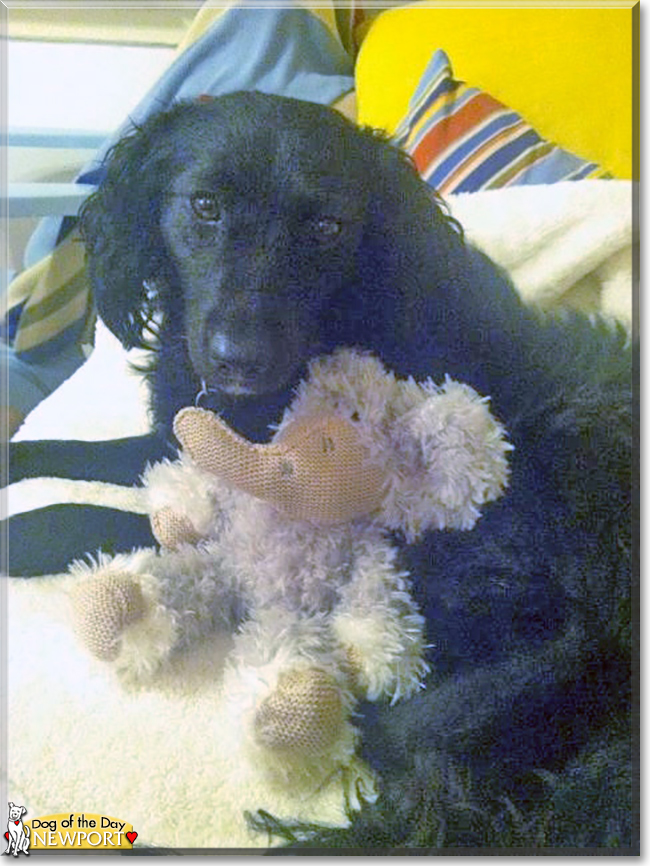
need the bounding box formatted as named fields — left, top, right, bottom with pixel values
left=70, top=573, right=146, bottom=661
left=254, top=668, right=346, bottom=756
left=151, top=506, right=203, bottom=550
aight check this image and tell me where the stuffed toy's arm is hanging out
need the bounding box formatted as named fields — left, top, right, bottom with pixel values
left=382, top=379, right=512, bottom=540
left=143, top=453, right=236, bottom=549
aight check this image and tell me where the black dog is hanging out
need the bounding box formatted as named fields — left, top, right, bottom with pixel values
left=7, top=92, right=635, bottom=850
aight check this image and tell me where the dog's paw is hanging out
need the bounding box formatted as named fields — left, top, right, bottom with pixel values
left=254, top=668, right=346, bottom=757
left=70, top=572, right=147, bottom=661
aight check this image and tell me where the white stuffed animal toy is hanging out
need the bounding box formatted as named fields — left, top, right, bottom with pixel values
left=69, top=349, right=511, bottom=785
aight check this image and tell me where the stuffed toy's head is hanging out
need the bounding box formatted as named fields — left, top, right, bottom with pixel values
left=173, top=409, right=387, bottom=525
left=173, top=349, right=512, bottom=540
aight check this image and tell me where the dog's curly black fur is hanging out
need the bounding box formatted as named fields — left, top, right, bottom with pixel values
left=14, top=93, right=637, bottom=850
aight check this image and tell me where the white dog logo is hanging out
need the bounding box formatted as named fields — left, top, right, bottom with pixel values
left=4, top=804, right=30, bottom=857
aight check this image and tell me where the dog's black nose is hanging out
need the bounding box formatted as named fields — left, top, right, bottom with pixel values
left=207, top=333, right=265, bottom=390
left=213, top=355, right=263, bottom=381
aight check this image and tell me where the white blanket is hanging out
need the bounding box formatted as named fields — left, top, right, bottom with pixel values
left=449, top=179, right=634, bottom=328
left=5, top=179, right=635, bottom=850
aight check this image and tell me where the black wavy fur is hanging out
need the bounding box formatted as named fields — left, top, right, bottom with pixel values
left=12, top=93, right=637, bottom=850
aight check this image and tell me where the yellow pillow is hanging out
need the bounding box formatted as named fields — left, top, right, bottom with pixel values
left=355, top=4, right=635, bottom=180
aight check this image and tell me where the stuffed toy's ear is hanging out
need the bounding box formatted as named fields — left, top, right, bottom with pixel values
left=174, top=407, right=387, bottom=525
left=382, top=379, right=512, bottom=539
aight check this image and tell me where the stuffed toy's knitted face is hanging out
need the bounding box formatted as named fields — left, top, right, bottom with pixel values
left=174, top=407, right=388, bottom=525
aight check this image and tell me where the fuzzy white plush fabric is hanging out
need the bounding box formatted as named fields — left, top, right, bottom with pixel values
left=5, top=179, right=634, bottom=850
left=449, top=179, right=634, bottom=330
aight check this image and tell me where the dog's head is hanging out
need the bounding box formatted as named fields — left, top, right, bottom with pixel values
left=7, top=804, right=25, bottom=822
left=80, top=92, right=459, bottom=400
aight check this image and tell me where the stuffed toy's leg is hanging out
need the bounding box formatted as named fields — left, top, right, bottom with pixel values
left=220, top=609, right=359, bottom=786
left=68, top=543, right=243, bottom=681
left=330, top=534, right=429, bottom=704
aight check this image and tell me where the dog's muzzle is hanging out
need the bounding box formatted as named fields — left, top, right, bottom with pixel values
left=198, top=330, right=305, bottom=397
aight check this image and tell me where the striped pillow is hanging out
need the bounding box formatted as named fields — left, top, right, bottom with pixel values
left=394, top=50, right=611, bottom=195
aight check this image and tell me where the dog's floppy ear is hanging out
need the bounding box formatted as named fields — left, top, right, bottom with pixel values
left=351, top=128, right=471, bottom=327
left=361, top=127, right=464, bottom=258
left=79, top=112, right=179, bottom=350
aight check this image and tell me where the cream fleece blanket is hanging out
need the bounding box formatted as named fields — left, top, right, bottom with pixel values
left=450, top=179, right=634, bottom=329
left=5, top=179, right=635, bottom=850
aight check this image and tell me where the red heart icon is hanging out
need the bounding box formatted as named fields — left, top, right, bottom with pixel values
left=14, top=822, right=19, bottom=826
left=4, top=832, right=8, bottom=840
left=126, top=831, right=138, bottom=844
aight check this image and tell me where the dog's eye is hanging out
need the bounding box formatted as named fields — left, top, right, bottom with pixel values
left=310, top=217, right=343, bottom=241
left=190, top=193, right=221, bottom=222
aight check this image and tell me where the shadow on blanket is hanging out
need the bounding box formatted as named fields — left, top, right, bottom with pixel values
left=6, top=94, right=636, bottom=851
